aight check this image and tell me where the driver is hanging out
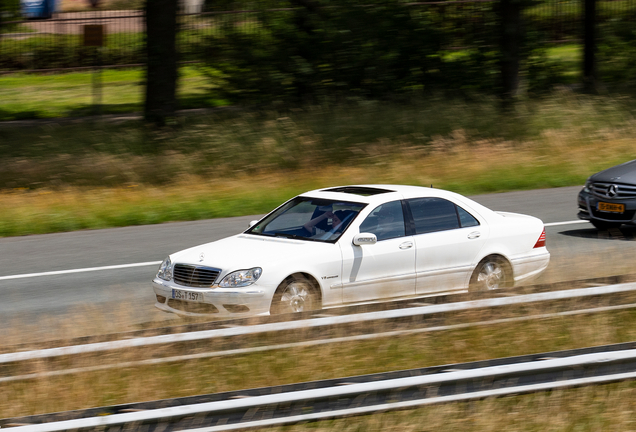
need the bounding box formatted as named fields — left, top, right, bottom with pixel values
left=304, top=211, right=342, bottom=235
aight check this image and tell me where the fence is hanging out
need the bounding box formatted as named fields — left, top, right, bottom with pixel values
left=1, top=0, right=634, bottom=73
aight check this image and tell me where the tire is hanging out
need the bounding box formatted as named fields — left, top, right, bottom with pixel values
left=270, top=275, right=319, bottom=315
left=591, top=219, right=622, bottom=230
left=469, top=256, right=512, bottom=292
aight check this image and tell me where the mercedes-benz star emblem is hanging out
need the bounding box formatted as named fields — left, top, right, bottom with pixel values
left=607, top=184, right=618, bottom=198
left=199, top=252, right=205, bottom=262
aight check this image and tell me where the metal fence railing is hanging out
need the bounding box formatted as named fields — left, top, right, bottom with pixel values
left=1, top=9, right=145, bottom=71
left=1, top=0, right=635, bottom=73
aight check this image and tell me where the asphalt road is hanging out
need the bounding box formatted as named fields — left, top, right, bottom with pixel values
left=1, top=185, right=634, bottom=329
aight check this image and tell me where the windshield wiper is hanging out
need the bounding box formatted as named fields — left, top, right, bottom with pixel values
left=274, top=233, right=306, bottom=240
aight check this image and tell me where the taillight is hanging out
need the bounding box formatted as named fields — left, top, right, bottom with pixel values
left=533, top=228, right=546, bottom=248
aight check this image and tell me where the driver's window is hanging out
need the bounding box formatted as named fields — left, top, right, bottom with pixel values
left=359, top=201, right=405, bottom=241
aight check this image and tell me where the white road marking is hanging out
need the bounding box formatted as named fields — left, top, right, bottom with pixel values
left=545, top=220, right=590, bottom=227
left=0, top=261, right=162, bottom=281
left=0, top=219, right=591, bottom=281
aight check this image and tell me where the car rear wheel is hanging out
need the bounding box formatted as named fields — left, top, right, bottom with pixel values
left=469, top=256, right=512, bottom=292
left=270, top=275, right=318, bottom=315
left=591, top=220, right=622, bottom=230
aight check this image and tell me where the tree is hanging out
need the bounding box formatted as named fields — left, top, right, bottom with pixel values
left=1, top=0, right=21, bottom=26
left=500, top=0, right=522, bottom=104
left=144, top=0, right=179, bottom=125
left=583, top=0, right=597, bottom=90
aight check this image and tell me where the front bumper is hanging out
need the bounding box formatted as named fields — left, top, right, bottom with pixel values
left=578, top=188, right=636, bottom=225
left=152, top=278, right=270, bottom=317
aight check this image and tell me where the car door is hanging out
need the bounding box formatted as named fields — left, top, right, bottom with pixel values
left=340, top=200, right=416, bottom=303
left=407, top=197, right=487, bottom=294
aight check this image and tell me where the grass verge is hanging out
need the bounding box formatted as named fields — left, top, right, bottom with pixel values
left=271, top=385, right=636, bottom=431
left=3, top=297, right=636, bottom=427
left=1, top=89, right=636, bottom=237
left=0, top=66, right=221, bottom=120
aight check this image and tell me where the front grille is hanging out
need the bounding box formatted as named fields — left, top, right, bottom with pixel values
left=173, top=264, right=221, bottom=287
left=590, top=182, right=636, bottom=199
left=167, top=299, right=219, bottom=314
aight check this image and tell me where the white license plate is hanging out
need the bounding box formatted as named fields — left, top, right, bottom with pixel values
left=172, top=289, right=204, bottom=302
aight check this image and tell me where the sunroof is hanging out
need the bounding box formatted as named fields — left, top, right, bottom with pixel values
left=322, top=186, right=395, bottom=196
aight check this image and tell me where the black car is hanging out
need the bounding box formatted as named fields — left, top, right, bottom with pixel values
left=578, top=159, right=636, bottom=230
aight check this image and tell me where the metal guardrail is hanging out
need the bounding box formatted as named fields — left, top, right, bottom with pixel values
left=4, top=300, right=636, bottom=385
left=3, top=281, right=636, bottom=364
left=4, top=341, right=636, bottom=431
left=1, top=272, right=631, bottom=351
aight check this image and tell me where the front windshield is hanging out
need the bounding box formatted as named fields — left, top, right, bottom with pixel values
left=246, top=197, right=366, bottom=243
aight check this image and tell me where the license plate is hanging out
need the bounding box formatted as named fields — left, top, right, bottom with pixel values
left=597, top=202, right=625, bottom=213
left=172, top=289, right=203, bottom=302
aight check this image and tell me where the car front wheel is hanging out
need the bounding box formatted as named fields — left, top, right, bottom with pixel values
left=469, top=256, right=512, bottom=292
left=270, top=275, right=318, bottom=315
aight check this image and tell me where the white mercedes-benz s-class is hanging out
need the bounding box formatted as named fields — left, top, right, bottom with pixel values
left=152, top=185, right=549, bottom=317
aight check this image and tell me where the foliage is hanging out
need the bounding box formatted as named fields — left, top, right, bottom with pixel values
left=201, top=0, right=507, bottom=103
left=0, top=0, right=21, bottom=30
left=0, top=0, right=20, bottom=17
left=107, top=0, right=144, bottom=10
left=0, top=33, right=145, bottom=70
left=525, top=48, right=573, bottom=93
left=199, top=0, right=629, bottom=103
left=597, top=10, right=636, bottom=84
left=2, top=0, right=636, bottom=96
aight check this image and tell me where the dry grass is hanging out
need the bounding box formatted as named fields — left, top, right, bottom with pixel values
left=269, top=384, right=636, bottom=431
left=2, top=295, right=636, bottom=425
left=2, top=302, right=179, bottom=348
left=2, top=123, right=636, bottom=237
left=3, top=117, right=636, bottom=189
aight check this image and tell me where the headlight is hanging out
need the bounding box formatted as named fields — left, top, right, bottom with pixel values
left=219, top=267, right=262, bottom=288
left=157, top=256, right=173, bottom=281
left=583, top=179, right=592, bottom=193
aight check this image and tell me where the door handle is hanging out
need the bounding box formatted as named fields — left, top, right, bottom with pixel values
left=399, top=241, right=413, bottom=249
left=468, top=231, right=481, bottom=239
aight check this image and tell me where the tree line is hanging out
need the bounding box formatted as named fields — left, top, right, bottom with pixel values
left=145, top=0, right=636, bottom=124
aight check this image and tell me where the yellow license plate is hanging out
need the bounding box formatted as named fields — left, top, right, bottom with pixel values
left=598, top=202, right=625, bottom=213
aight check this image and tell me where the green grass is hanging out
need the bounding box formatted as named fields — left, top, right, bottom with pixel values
left=0, top=66, right=223, bottom=120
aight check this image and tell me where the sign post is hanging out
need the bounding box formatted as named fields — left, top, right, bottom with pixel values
left=83, top=24, right=105, bottom=115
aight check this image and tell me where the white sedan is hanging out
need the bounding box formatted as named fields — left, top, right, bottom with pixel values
left=152, top=185, right=550, bottom=317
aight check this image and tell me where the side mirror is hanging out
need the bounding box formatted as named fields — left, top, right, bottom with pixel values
left=353, top=233, right=377, bottom=246
left=248, top=220, right=259, bottom=228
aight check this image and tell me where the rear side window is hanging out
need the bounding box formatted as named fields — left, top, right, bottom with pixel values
left=458, top=206, right=480, bottom=227
left=407, top=197, right=479, bottom=234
